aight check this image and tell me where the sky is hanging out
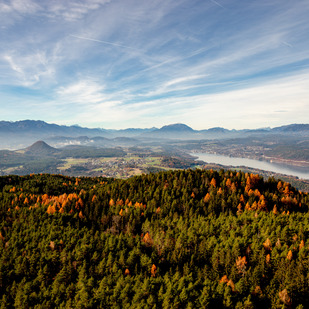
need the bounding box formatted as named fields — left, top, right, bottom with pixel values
left=0, top=0, right=309, bottom=130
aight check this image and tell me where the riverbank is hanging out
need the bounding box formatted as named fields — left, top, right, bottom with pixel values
left=191, top=152, right=309, bottom=180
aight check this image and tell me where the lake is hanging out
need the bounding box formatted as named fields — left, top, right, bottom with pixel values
left=192, top=152, right=309, bottom=180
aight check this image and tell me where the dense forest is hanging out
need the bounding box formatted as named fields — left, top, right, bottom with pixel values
left=1, top=169, right=309, bottom=308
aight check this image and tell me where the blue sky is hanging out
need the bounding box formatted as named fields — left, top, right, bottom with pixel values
left=0, top=0, right=309, bottom=130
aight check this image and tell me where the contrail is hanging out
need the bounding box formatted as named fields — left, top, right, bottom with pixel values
left=70, top=34, right=141, bottom=52
left=210, top=0, right=224, bottom=8
left=143, top=47, right=209, bottom=73
left=282, top=41, right=293, bottom=48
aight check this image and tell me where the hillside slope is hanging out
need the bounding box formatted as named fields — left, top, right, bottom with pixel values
left=24, top=141, right=60, bottom=156
left=0, top=170, right=309, bottom=308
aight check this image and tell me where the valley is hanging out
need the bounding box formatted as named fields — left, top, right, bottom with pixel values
left=0, top=120, right=309, bottom=192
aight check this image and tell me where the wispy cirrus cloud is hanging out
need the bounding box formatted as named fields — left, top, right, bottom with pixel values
left=1, top=48, right=59, bottom=87
left=42, top=71, right=308, bottom=130
left=44, top=0, right=112, bottom=22
left=0, top=0, right=111, bottom=22
left=56, top=80, right=106, bottom=106
left=0, top=0, right=40, bottom=14
left=0, top=0, right=309, bottom=129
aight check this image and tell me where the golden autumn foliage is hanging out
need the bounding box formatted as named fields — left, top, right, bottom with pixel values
left=226, top=178, right=232, bottom=188
left=116, top=199, right=124, bottom=206
left=142, top=232, right=153, bottom=246
left=248, top=189, right=254, bottom=196
left=299, top=240, right=305, bottom=250
left=283, top=185, right=291, bottom=196
left=253, top=286, right=263, bottom=296
left=210, top=178, right=216, bottom=187
left=287, top=250, right=293, bottom=260
left=49, top=241, right=55, bottom=250
left=251, top=201, right=257, bottom=210
left=236, top=256, right=247, bottom=274
left=254, top=189, right=261, bottom=197
left=237, top=203, right=243, bottom=215
left=151, top=264, right=157, bottom=277
left=227, top=279, right=236, bottom=292
left=75, top=198, right=84, bottom=209
left=230, top=182, right=237, bottom=193
left=134, top=202, right=145, bottom=209
left=266, top=254, right=271, bottom=264
left=277, top=181, right=283, bottom=191
left=245, top=202, right=251, bottom=211
left=219, top=275, right=229, bottom=284
left=258, top=195, right=267, bottom=211
left=245, top=173, right=260, bottom=193
left=263, top=238, right=272, bottom=251
left=204, top=193, right=211, bottom=203
left=47, top=204, right=56, bottom=215
left=279, top=289, right=292, bottom=305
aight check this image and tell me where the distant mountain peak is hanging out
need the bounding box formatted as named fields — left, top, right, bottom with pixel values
left=159, top=123, right=195, bottom=132
left=272, top=123, right=309, bottom=132
left=207, top=127, right=228, bottom=133
left=25, top=140, right=59, bottom=156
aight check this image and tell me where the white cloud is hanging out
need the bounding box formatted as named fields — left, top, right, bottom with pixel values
left=57, top=80, right=106, bottom=105
left=1, top=0, right=309, bottom=130
left=2, top=50, right=57, bottom=87
left=179, top=72, right=309, bottom=130
left=45, top=0, right=112, bottom=21
left=164, top=75, right=208, bottom=88
left=0, top=0, right=40, bottom=14
left=49, top=72, right=308, bottom=130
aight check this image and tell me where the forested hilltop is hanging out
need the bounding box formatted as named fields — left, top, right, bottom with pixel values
left=1, top=170, right=309, bottom=308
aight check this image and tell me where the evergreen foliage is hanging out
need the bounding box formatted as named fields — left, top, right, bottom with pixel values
left=0, top=169, right=309, bottom=308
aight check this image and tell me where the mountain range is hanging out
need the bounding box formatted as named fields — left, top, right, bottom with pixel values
left=1, top=120, right=309, bottom=149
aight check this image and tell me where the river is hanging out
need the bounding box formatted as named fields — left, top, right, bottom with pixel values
left=192, top=152, right=309, bottom=180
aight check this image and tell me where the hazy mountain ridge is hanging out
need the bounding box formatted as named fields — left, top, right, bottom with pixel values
left=1, top=120, right=309, bottom=146
left=1, top=121, right=309, bottom=165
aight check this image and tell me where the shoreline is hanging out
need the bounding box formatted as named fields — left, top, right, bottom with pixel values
left=190, top=151, right=309, bottom=181
left=190, top=150, right=309, bottom=169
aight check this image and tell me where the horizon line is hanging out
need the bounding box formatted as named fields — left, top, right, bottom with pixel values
left=0, top=119, right=308, bottom=132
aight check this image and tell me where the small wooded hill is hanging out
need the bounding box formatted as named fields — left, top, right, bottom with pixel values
left=0, top=169, right=309, bottom=308
left=24, top=140, right=60, bottom=156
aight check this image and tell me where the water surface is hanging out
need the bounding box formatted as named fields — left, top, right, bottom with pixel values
left=193, top=152, right=309, bottom=180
